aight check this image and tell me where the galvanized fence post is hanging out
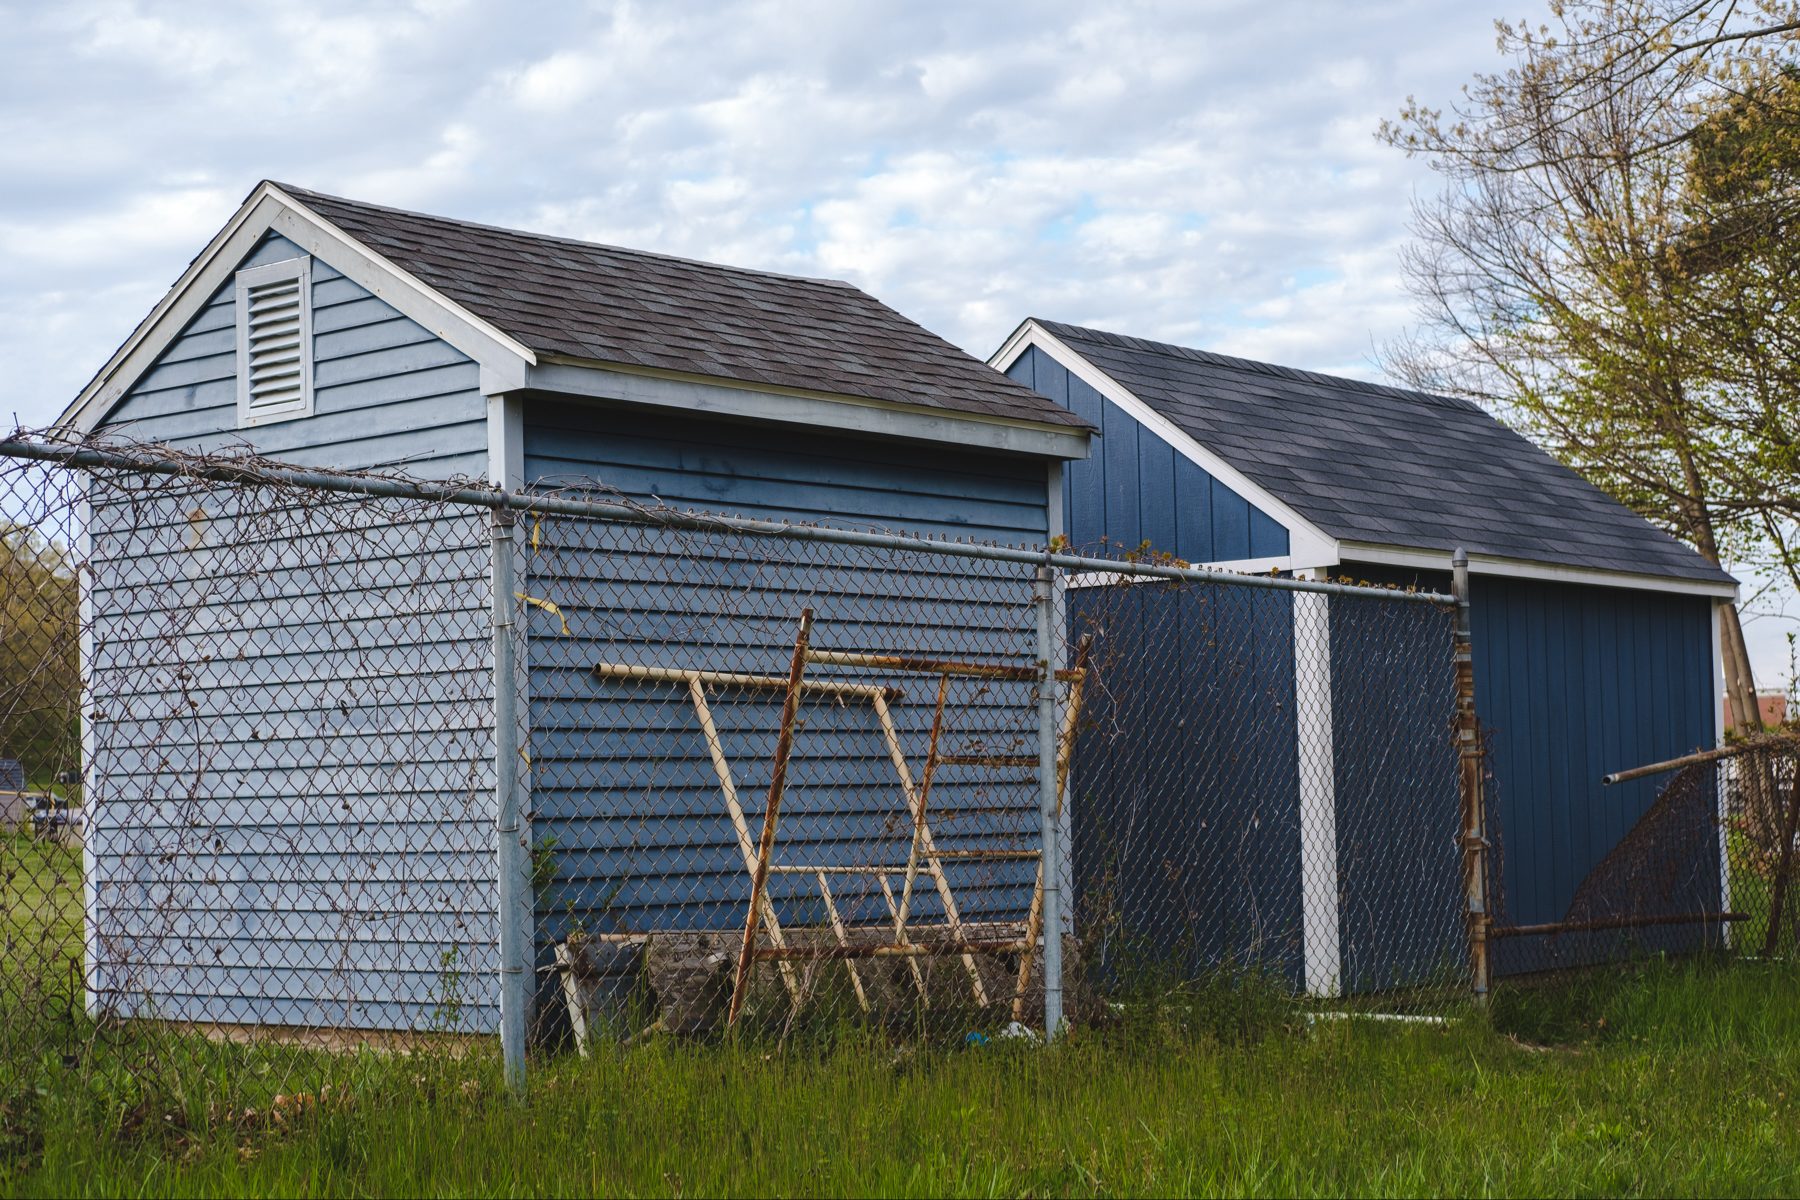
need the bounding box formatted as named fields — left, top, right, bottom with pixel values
left=1035, top=562, right=1063, bottom=1036
left=491, top=506, right=528, bottom=1090
left=1452, top=549, right=1490, bottom=1005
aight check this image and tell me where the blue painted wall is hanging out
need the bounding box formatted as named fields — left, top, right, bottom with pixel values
left=1339, top=562, right=1721, bottom=971
left=520, top=401, right=1052, bottom=963
left=1328, top=594, right=1462, bottom=991
left=86, top=232, right=497, bottom=1030
left=1064, top=582, right=1304, bottom=988
left=1006, top=345, right=1288, bottom=561
left=1473, top=574, right=1720, bottom=969
left=99, top=232, right=488, bottom=477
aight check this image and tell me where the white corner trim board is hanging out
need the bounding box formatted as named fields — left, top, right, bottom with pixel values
left=1712, top=598, right=1733, bottom=944
left=58, top=182, right=536, bottom=434
left=989, top=321, right=1339, bottom=572
left=1293, top=576, right=1340, bottom=998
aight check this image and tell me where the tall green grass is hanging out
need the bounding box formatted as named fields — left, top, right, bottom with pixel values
left=6, top=953, right=1800, bottom=1197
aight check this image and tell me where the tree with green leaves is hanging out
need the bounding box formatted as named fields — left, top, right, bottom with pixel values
left=1380, top=0, right=1800, bottom=750
left=0, top=524, right=78, bottom=788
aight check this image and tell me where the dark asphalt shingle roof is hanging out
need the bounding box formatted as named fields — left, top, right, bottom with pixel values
left=1039, top=321, right=1733, bottom=584
left=279, top=184, right=1086, bottom=431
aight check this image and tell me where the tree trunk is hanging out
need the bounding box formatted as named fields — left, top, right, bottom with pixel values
left=1721, top=601, right=1760, bottom=734
left=1720, top=600, right=1784, bottom=857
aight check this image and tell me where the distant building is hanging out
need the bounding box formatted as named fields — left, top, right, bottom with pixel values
left=1726, top=692, right=1789, bottom=731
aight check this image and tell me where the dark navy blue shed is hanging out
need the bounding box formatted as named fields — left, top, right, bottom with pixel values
left=989, top=319, right=1738, bottom=987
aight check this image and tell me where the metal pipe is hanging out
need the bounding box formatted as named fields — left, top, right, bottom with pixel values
left=1489, top=912, right=1746, bottom=938
left=1602, top=734, right=1800, bottom=785
left=1452, top=549, right=1490, bottom=1006
left=490, top=510, right=528, bottom=1094
left=592, top=661, right=900, bottom=700
left=728, top=607, right=813, bottom=1027
left=754, top=939, right=1028, bottom=961
left=762, top=851, right=1042, bottom=873
left=8, top=439, right=1448, bottom=604
left=934, top=755, right=1037, bottom=767
left=1035, top=562, right=1063, bottom=1036
left=806, top=650, right=1042, bottom=680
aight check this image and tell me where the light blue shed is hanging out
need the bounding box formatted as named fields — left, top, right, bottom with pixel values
left=59, top=183, right=1091, bottom=1032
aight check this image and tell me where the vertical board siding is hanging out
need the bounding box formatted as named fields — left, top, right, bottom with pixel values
left=1007, top=346, right=1290, bottom=561
left=1335, top=563, right=1719, bottom=972
left=1065, top=582, right=1305, bottom=989
left=98, top=232, right=487, bottom=478
left=1470, top=575, right=1719, bottom=972
left=83, top=487, right=497, bottom=1030
left=521, top=402, right=1050, bottom=959
left=1327, top=595, right=1462, bottom=991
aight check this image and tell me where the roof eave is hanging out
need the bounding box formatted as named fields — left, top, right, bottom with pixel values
left=989, top=319, right=1340, bottom=565
left=1335, top=540, right=1739, bottom=598
left=526, top=355, right=1092, bottom=460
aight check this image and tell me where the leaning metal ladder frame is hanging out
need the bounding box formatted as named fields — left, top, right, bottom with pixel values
left=589, top=661, right=916, bottom=1009
left=18, top=437, right=1455, bottom=1092
left=593, top=642, right=1070, bottom=1018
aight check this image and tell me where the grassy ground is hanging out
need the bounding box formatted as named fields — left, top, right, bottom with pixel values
left=3, top=954, right=1799, bottom=1197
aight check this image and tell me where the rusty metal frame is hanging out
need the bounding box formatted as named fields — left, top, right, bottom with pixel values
left=728, top=608, right=815, bottom=1025
left=1452, top=551, right=1490, bottom=1005
left=597, top=618, right=1065, bottom=1026
left=1489, top=912, right=1747, bottom=938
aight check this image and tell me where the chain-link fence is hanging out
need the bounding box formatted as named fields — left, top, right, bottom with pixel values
left=1477, top=738, right=1792, bottom=975
left=1063, top=575, right=1465, bottom=1017
left=0, top=436, right=1487, bottom=1107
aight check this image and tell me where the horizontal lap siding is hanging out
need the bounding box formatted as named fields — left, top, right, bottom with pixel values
left=99, top=232, right=487, bottom=478
left=522, top=404, right=1049, bottom=946
left=84, top=489, right=497, bottom=1032
left=1065, top=582, right=1303, bottom=988
left=1007, top=346, right=1289, bottom=561
left=88, top=233, right=497, bottom=1030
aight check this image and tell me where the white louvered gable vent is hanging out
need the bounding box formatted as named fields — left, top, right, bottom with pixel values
left=235, top=257, right=313, bottom=427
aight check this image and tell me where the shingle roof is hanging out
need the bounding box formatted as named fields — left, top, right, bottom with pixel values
left=278, top=184, right=1086, bottom=431
left=1038, top=320, right=1734, bottom=584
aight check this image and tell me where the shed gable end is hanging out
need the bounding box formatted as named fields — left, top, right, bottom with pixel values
left=1007, top=346, right=1288, bottom=562
left=97, top=232, right=487, bottom=479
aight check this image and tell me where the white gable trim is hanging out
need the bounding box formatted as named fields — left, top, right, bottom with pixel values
left=58, top=182, right=536, bottom=434
left=989, top=320, right=1338, bottom=571
left=991, top=320, right=1739, bottom=599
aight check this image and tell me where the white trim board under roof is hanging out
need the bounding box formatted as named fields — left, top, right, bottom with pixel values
left=60, top=184, right=1091, bottom=462
left=989, top=319, right=1738, bottom=599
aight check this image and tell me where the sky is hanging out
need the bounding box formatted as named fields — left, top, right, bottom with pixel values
left=2, top=0, right=1793, bottom=686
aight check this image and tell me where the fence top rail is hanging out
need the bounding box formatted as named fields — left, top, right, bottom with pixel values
left=3, top=437, right=1452, bottom=604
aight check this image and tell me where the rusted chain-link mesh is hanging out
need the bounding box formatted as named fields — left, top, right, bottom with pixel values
left=521, top=510, right=1050, bottom=1043
left=0, top=447, right=1480, bottom=1112
left=1485, top=748, right=1792, bottom=972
